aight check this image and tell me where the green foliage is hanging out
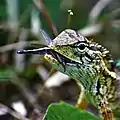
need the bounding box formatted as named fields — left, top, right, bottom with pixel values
left=116, top=60, right=120, bottom=67
left=0, top=67, right=14, bottom=82
left=44, top=102, right=101, bottom=120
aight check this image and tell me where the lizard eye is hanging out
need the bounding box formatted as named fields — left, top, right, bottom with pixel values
left=77, top=43, right=86, bottom=52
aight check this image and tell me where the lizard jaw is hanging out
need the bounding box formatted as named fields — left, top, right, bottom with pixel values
left=44, top=52, right=67, bottom=71
left=17, top=47, right=81, bottom=71
left=45, top=49, right=83, bottom=72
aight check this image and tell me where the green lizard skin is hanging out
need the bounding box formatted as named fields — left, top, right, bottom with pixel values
left=17, top=29, right=120, bottom=120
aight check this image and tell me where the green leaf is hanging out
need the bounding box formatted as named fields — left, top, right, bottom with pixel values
left=43, top=103, right=101, bottom=120
left=0, top=67, right=14, bottom=82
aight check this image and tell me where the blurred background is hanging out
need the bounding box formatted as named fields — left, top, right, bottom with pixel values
left=0, top=0, right=120, bottom=119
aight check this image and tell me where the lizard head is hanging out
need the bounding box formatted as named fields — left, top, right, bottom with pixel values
left=17, top=29, right=113, bottom=87
left=44, top=29, right=112, bottom=72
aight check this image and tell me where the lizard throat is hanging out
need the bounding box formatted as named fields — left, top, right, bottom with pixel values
left=45, top=49, right=97, bottom=91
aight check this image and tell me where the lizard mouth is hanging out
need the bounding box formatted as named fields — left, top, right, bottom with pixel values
left=47, top=49, right=80, bottom=69
left=17, top=47, right=80, bottom=70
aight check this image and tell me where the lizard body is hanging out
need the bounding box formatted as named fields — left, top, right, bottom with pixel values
left=17, top=29, right=120, bottom=120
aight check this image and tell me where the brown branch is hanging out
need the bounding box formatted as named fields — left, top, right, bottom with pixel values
left=33, top=0, right=58, bottom=38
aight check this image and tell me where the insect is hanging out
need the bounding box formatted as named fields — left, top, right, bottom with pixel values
left=17, top=29, right=120, bottom=120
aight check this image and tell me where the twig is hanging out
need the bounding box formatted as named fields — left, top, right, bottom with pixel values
left=78, top=23, right=103, bottom=36
left=89, top=0, right=113, bottom=24
left=0, top=41, right=28, bottom=52
left=14, top=28, right=28, bottom=72
left=11, top=72, right=38, bottom=106
left=111, top=20, right=120, bottom=28
left=45, top=71, right=69, bottom=88
left=0, top=103, right=29, bottom=120
left=35, top=71, right=70, bottom=101
left=105, top=8, right=120, bottom=20
left=33, top=0, right=58, bottom=37
left=79, top=7, right=120, bottom=37
left=0, top=39, right=43, bottom=52
left=11, top=72, right=44, bottom=119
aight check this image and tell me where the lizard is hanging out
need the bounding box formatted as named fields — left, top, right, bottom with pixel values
left=17, top=29, right=120, bottom=120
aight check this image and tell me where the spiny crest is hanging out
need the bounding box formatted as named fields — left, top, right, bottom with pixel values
left=90, top=41, right=114, bottom=71
left=50, top=29, right=89, bottom=46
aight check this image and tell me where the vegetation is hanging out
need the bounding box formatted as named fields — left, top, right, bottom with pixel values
left=0, top=0, right=120, bottom=120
